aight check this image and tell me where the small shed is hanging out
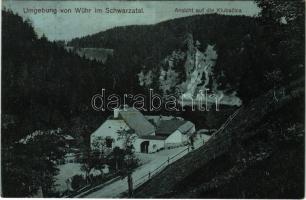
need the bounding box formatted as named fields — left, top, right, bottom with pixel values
left=156, top=120, right=195, bottom=148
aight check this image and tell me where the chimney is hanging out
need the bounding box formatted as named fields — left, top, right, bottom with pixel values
left=114, top=108, right=119, bottom=119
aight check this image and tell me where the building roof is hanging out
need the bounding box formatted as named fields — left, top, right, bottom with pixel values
left=139, top=135, right=167, bottom=140
left=177, top=121, right=195, bottom=134
left=118, top=107, right=156, bottom=137
left=91, top=119, right=129, bottom=137
left=145, top=115, right=183, bottom=126
left=156, top=120, right=193, bottom=136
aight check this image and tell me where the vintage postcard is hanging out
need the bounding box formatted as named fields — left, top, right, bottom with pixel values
left=1, top=0, right=305, bottom=198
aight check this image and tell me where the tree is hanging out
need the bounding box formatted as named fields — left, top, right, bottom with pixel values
left=255, top=0, right=304, bottom=25
left=71, top=175, right=86, bottom=190
left=91, top=136, right=107, bottom=158
left=117, top=129, right=138, bottom=198
left=91, top=136, right=110, bottom=175
left=254, top=0, right=305, bottom=82
left=264, top=69, right=283, bottom=102
left=2, top=129, right=66, bottom=197
left=108, top=147, right=125, bottom=171
left=80, top=137, right=110, bottom=183
left=80, top=148, right=95, bottom=184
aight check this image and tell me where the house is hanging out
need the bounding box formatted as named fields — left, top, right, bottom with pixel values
left=90, top=107, right=196, bottom=153
left=156, top=120, right=195, bottom=148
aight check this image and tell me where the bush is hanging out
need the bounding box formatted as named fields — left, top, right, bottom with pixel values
left=71, top=175, right=86, bottom=190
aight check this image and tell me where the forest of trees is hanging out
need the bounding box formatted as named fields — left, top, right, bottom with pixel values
left=2, top=9, right=116, bottom=144
left=1, top=9, right=114, bottom=197
left=68, top=2, right=304, bottom=104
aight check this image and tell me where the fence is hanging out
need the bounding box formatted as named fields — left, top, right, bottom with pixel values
left=211, top=107, right=242, bottom=137
left=133, top=146, right=190, bottom=189
left=132, top=107, right=242, bottom=191
left=64, top=172, right=121, bottom=198
left=67, top=107, right=243, bottom=197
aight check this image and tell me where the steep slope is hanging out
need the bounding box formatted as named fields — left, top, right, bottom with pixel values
left=2, top=10, right=116, bottom=197
left=134, top=78, right=304, bottom=198
left=68, top=14, right=259, bottom=103
left=1, top=10, right=112, bottom=144
left=68, top=13, right=304, bottom=106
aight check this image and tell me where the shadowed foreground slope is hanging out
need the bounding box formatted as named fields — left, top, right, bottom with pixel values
left=134, top=78, right=304, bottom=198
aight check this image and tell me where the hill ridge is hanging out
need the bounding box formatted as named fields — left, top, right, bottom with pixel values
left=134, top=78, right=304, bottom=197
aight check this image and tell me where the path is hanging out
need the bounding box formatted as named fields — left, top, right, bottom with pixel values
left=82, top=135, right=205, bottom=198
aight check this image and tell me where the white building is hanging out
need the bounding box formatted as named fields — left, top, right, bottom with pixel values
left=157, top=120, right=195, bottom=148
left=90, top=107, right=195, bottom=153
